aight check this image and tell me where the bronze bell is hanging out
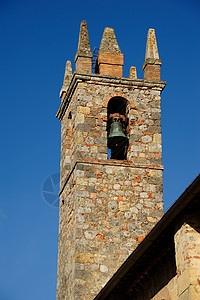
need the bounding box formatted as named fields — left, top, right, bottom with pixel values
left=108, top=118, right=126, bottom=139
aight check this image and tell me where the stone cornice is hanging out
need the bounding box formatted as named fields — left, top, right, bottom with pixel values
left=56, top=73, right=166, bottom=121
left=142, top=58, right=162, bottom=70
left=74, top=50, right=93, bottom=62
left=59, top=159, right=164, bottom=196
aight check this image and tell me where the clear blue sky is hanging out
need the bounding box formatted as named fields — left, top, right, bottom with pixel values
left=0, top=0, right=199, bottom=299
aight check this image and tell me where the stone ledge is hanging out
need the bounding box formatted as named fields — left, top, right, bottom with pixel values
left=74, top=50, right=93, bottom=62
left=142, top=58, right=162, bottom=70
left=59, top=158, right=164, bottom=196
left=56, top=73, right=166, bottom=121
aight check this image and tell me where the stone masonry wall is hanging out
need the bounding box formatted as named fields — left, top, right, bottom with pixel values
left=57, top=162, right=164, bottom=300
left=59, top=74, right=164, bottom=187
left=57, top=173, right=76, bottom=300
left=57, top=74, right=166, bottom=299
left=174, top=222, right=200, bottom=299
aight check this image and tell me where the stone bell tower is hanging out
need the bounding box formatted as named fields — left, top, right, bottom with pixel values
left=56, top=21, right=166, bottom=300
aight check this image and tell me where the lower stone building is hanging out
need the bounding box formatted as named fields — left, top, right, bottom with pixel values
left=95, top=175, right=200, bottom=299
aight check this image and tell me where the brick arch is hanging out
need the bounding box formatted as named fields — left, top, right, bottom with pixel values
left=107, top=96, right=127, bottom=117
left=104, top=92, right=128, bottom=107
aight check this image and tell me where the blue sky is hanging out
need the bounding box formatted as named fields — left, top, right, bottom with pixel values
left=0, top=0, right=199, bottom=299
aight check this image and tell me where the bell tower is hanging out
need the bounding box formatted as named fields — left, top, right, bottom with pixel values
left=56, top=21, right=166, bottom=300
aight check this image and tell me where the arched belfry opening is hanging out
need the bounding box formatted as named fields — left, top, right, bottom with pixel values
left=107, top=97, right=129, bottom=160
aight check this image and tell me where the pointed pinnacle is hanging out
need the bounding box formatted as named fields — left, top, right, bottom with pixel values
left=60, top=60, right=73, bottom=98
left=129, top=66, right=137, bottom=79
left=77, top=20, right=91, bottom=54
left=145, top=28, right=159, bottom=60
left=99, top=27, right=121, bottom=53
left=63, top=60, right=72, bottom=85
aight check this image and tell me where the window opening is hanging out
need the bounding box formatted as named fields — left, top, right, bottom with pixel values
left=107, top=97, right=128, bottom=160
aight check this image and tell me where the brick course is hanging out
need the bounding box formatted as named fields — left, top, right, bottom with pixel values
left=143, top=60, right=162, bottom=81
left=76, top=56, right=92, bottom=74
left=97, top=51, right=123, bottom=77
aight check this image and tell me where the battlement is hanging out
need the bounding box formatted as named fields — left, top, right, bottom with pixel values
left=60, top=21, right=162, bottom=100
